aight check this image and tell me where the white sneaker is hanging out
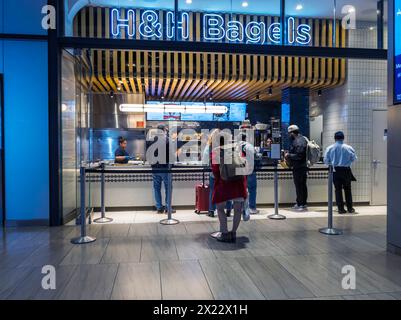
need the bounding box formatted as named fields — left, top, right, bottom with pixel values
left=249, top=208, right=260, bottom=215
left=210, top=231, right=221, bottom=239
left=300, top=205, right=308, bottom=211
left=292, top=204, right=301, bottom=210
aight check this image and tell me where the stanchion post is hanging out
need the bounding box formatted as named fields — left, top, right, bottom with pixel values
left=319, top=165, right=343, bottom=235
left=71, top=166, right=96, bottom=244
left=94, top=163, right=113, bottom=224
left=160, top=164, right=180, bottom=225
left=268, top=161, right=286, bottom=220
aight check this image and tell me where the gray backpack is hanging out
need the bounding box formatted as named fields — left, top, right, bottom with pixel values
left=219, top=143, right=247, bottom=181
left=304, top=137, right=321, bottom=167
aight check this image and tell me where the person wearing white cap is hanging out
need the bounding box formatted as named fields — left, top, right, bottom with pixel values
left=284, top=125, right=309, bottom=211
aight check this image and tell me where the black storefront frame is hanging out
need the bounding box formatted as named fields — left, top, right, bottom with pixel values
left=48, top=0, right=388, bottom=226
left=0, top=74, right=4, bottom=227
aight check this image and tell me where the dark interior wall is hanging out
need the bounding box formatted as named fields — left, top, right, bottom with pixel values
left=246, top=101, right=281, bottom=125
left=388, top=105, right=401, bottom=254
left=281, top=88, right=310, bottom=149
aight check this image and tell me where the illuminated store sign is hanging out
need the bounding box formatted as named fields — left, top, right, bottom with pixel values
left=111, top=9, right=312, bottom=45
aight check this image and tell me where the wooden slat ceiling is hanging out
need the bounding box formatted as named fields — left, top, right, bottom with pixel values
left=75, top=7, right=347, bottom=102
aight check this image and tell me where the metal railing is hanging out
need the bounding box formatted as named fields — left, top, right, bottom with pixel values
left=71, top=163, right=342, bottom=244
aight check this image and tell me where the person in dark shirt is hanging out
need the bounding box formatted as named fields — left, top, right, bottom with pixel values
left=115, top=137, right=130, bottom=164
left=285, top=125, right=308, bottom=211
left=147, top=125, right=176, bottom=214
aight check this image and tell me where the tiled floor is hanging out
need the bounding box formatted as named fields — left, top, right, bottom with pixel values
left=85, top=205, right=388, bottom=225
left=1, top=206, right=401, bottom=300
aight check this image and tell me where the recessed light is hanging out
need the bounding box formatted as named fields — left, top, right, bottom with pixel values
left=296, top=4, right=303, bottom=11
left=242, top=1, right=249, bottom=8
left=186, top=0, right=192, bottom=4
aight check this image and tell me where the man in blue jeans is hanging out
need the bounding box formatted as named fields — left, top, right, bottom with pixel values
left=149, top=125, right=176, bottom=214
left=247, top=171, right=259, bottom=214
left=152, top=172, right=173, bottom=214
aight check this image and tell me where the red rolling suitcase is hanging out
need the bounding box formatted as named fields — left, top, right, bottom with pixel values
left=195, top=171, right=210, bottom=214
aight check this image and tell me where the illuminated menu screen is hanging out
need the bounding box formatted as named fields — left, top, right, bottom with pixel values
left=395, top=0, right=401, bottom=103
left=146, top=102, right=247, bottom=122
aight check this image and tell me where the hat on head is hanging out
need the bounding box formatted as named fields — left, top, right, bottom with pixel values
left=240, top=119, right=252, bottom=129
left=335, top=131, right=345, bottom=140
left=288, top=125, right=300, bottom=133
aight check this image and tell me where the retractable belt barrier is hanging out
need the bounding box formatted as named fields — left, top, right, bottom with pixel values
left=71, top=164, right=342, bottom=245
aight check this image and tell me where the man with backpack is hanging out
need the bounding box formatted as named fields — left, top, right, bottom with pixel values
left=285, top=125, right=309, bottom=211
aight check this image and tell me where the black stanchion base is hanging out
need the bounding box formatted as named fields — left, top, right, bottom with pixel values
left=71, top=236, right=97, bottom=245
left=93, top=217, right=114, bottom=224
left=319, top=228, right=343, bottom=235
left=160, top=219, right=180, bottom=225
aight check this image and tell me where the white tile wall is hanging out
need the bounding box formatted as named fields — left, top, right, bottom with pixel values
left=311, top=58, right=387, bottom=203
left=310, top=20, right=388, bottom=203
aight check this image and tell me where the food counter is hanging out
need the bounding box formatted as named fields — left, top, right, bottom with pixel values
left=85, top=162, right=329, bottom=209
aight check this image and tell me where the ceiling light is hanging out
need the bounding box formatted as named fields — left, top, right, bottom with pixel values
left=185, top=106, right=206, bottom=114
left=165, top=105, right=186, bottom=113
left=186, top=0, right=193, bottom=4
left=120, top=104, right=144, bottom=113
left=295, top=4, right=303, bottom=11
left=119, top=104, right=228, bottom=114
left=242, top=1, right=249, bottom=8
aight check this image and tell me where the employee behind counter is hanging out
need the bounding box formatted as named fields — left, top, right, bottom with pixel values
left=114, top=136, right=133, bottom=164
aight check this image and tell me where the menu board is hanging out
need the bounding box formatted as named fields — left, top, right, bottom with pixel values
left=395, top=0, right=401, bottom=104
left=146, top=102, right=247, bottom=122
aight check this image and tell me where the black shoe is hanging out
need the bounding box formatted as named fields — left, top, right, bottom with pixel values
left=157, top=208, right=164, bottom=214
left=208, top=211, right=215, bottom=218
left=226, top=209, right=232, bottom=218
left=230, top=231, right=237, bottom=243
left=348, top=208, right=356, bottom=214
left=216, top=232, right=233, bottom=243
left=338, top=208, right=347, bottom=214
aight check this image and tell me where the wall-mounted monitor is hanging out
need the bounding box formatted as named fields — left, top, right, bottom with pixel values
left=146, top=102, right=247, bottom=122
left=395, top=0, right=401, bottom=104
